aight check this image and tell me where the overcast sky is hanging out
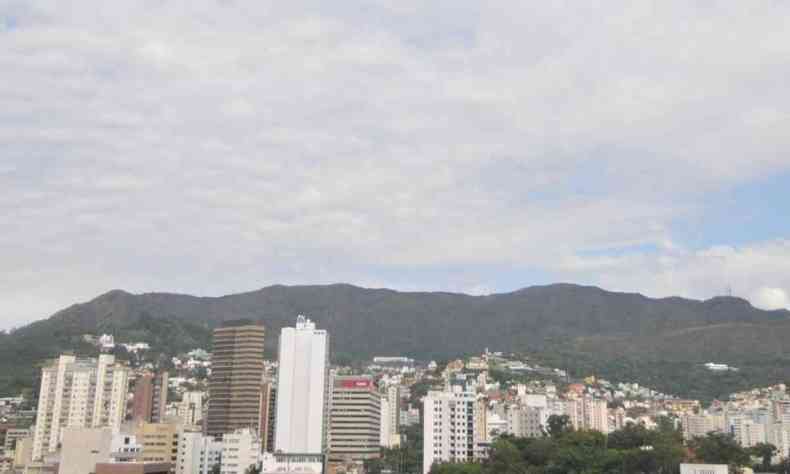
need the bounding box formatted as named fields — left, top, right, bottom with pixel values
left=2, top=1, right=790, bottom=330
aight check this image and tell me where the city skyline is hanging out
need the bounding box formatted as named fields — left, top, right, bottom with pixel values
left=3, top=2, right=790, bottom=330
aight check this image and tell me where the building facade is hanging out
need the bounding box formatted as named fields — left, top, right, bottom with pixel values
left=328, top=376, right=381, bottom=464
left=177, top=392, right=205, bottom=428
left=207, top=324, right=266, bottom=437
left=423, top=388, right=485, bottom=474
left=274, top=316, right=329, bottom=454
left=259, top=382, right=276, bottom=453
left=220, top=429, right=260, bottom=474
left=32, top=354, right=130, bottom=461
left=133, top=372, right=169, bottom=424
left=176, top=431, right=223, bottom=474
left=135, top=422, right=180, bottom=466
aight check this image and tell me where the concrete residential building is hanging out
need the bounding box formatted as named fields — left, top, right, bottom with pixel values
left=386, top=385, right=400, bottom=442
left=380, top=396, right=391, bottom=448
left=274, top=316, right=329, bottom=454
left=732, top=416, right=767, bottom=448
left=135, top=422, right=180, bottom=466
left=59, top=427, right=114, bottom=474
left=220, top=429, right=260, bottom=474
left=207, top=324, right=266, bottom=438
left=328, top=376, right=381, bottom=464
left=133, top=372, right=170, bottom=424
left=423, top=388, right=485, bottom=474
left=506, top=405, right=548, bottom=438
left=566, top=398, right=610, bottom=433
left=176, top=431, right=222, bottom=474
left=682, top=413, right=727, bottom=440
left=59, top=427, right=146, bottom=474
left=32, top=354, right=131, bottom=461
left=177, top=392, right=204, bottom=428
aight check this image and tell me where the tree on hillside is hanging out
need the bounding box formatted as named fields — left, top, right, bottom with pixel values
left=546, top=414, right=573, bottom=438
left=688, top=432, right=750, bottom=469
left=484, top=438, right=528, bottom=474
left=750, top=442, right=777, bottom=472
left=428, top=462, right=483, bottom=474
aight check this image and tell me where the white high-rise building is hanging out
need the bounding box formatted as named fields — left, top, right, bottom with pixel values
left=380, top=396, right=391, bottom=447
left=32, top=354, right=130, bottom=461
left=274, top=315, right=329, bottom=454
left=423, top=388, right=486, bottom=474
left=386, top=385, right=400, bottom=441
left=177, top=430, right=223, bottom=474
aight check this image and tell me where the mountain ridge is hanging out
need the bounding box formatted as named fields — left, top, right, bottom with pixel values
left=2, top=282, right=789, bottom=400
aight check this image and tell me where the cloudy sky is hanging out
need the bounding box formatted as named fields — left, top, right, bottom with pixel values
left=2, top=1, right=790, bottom=329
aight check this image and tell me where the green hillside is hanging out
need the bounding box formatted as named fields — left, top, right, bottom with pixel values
left=2, top=283, right=789, bottom=400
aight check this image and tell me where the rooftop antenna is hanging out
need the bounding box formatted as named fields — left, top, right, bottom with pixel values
left=726, top=285, right=733, bottom=297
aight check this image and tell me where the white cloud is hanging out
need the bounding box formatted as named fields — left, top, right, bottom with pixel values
left=556, top=240, right=790, bottom=310
left=751, top=287, right=790, bottom=311
left=1, top=1, right=790, bottom=327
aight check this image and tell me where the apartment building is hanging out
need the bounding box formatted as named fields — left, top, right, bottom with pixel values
left=220, top=429, right=260, bottom=474
left=176, top=392, right=204, bottom=428
left=176, top=431, right=222, bottom=474
left=132, top=372, right=169, bottom=424
left=32, top=354, right=130, bottom=461
left=423, top=388, right=486, bottom=474
left=565, top=398, right=610, bottom=433
left=135, top=422, right=180, bottom=466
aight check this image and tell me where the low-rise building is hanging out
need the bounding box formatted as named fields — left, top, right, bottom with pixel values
left=176, top=431, right=222, bottom=474
left=220, top=429, right=260, bottom=474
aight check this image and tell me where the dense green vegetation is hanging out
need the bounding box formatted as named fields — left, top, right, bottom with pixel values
left=365, top=425, right=424, bottom=474
left=3, top=283, right=790, bottom=400
left=426, top=417, right=783, bottom=474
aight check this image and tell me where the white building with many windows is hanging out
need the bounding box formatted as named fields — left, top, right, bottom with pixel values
left=32, top=354, right=130, bottom=461
left=220, top=429, right=260, bottom=474
left=177, top=431, right=223, bottom=474
left=274, top=315, right=329, bottom=455
left=423, top=388, right=486, bottom=474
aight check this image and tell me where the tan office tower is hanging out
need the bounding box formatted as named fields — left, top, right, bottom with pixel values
left=206, top=324, right=266, bottom=437
left=328, top=376, right=382, bottom=464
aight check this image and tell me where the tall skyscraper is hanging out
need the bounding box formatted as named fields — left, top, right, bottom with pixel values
left=328, top=376, right=381, bottom=464
left=32, top=354, right=130, bottom=461
left=206, top=324, right=266, bottom=437
left=132, top=371, right=169, bottom=423
left=274, top=315, right=329, bottom=454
